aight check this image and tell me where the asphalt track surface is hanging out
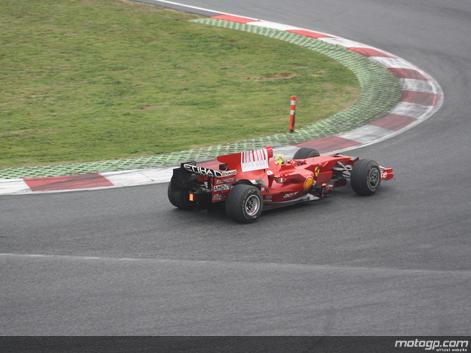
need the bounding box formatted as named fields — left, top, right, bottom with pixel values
left=2, top=0, right=471, bottom=335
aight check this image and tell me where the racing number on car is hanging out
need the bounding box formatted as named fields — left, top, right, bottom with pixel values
left=303, top=176, right=314, bottom=191
left=304, top=166, right=320, bottom=191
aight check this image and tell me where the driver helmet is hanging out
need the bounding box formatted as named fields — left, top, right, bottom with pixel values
left=274, top=154, right=286, bottom=165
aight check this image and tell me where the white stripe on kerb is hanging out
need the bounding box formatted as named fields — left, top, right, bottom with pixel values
left=389, top=101, right=432, bottom=119
left=400, top=78, right=436, bottom=93
left=0, top=179, right=31, bottom=195
left=339, top=125, right=393, bottom=144
left=319, top=37, right=369, bottom=48
left=370, top=56, right=418, bottom=70
left=247, top=20, right=300, bottom=31
left=140, top=168, right=176, bottom=183
left=102, top=167, right=175, bottom=186
left=103, top=170, right=150, bottom=186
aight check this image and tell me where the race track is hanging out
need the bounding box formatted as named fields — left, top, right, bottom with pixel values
left=2, top=0, right=471, bottom=335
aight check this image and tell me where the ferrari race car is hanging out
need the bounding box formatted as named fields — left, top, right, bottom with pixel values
left=168, top=146, right=394, bottom=223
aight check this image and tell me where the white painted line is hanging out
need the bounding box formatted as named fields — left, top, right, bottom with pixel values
left=370, top=56, right=418, bottom=70
left=319, top=37, right=369, bottom=48
left=400, top=78, right=436, bottom=93
left=1, top=252, right=469, bottom=275
left=339, top=124, right=393, bottom=144
left=247, top=20, right=300, bottom=31
left=140, top=0, right=230, bottom=16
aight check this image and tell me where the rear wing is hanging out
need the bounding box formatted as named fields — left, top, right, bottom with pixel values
left=173, top=146, right=274, bottom=183
left=171, top=162, right=236, bottom=190
left=181, top=163, right=236, bottom=178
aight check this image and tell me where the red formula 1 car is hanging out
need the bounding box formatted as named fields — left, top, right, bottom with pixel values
left=168, top=146, right=393, bottom=223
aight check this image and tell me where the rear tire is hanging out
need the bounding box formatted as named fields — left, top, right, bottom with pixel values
left=293, top=147, right=320, bottom=159
left=168, top=178, right=193, bottom=210
left=225, top=184, right=263, bottom=223
left=351, top=159, right=381, bottom=196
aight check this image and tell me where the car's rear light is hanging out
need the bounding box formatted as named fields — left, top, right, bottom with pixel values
left=188, top=193, right=195, bottom=202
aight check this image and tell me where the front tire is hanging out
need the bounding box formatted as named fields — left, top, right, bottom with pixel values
left=225, top=184, right=263, bottom=223
left=351, top=159, right=381, bottom=196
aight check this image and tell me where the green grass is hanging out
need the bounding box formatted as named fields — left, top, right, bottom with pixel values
left=0, top=0, right=359, bottom=168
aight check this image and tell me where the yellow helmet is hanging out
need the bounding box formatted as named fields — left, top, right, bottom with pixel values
left=274, top=154, right=286, bottom=165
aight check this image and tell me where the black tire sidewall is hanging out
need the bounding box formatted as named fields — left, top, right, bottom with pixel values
left=351, top=159, right=381, bottom=196
left=293, top=147, right=320, bottom=160
left=226, top=184, right=263, bottom=223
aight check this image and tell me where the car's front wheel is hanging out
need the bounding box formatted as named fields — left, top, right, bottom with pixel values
left=225, top=184, right=263, bottom=223
left=350, top=159, right=381, bottom=196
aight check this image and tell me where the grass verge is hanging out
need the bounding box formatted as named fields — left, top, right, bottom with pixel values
left=0, top=0, right=359, bottom=168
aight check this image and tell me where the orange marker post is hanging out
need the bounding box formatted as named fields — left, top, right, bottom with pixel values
left=289, top=96, right=297, bottom=133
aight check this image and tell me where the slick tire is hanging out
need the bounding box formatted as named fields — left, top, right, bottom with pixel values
left=351, top=159, right=381, bottom=196
left=293, top=147, right=320, bottom=159
left=225, top=184, right=263, bottom=223
left=168, top=178, right=193, bottom=210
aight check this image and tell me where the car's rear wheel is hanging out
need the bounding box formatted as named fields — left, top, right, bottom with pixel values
left=350, top=159, right=381, bottom=196
left=168, top=178, right=193, bottom=210
left=293, top=147, right=320, bottom=159
left=225, top=184, right=263, bottom=223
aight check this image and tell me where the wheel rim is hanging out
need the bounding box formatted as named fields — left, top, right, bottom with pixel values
left=245, top=194, right=261, bottom=217
left=367, top=167, right=380, bottom=190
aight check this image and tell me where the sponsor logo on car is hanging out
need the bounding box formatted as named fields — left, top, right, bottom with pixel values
left=183, top=164, right=236, bottom=178
left=213, top=183, right=232, bottom=192
left=215, top=177, right=235, bottom=185
left=282, top=191, right=299, bottom=199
